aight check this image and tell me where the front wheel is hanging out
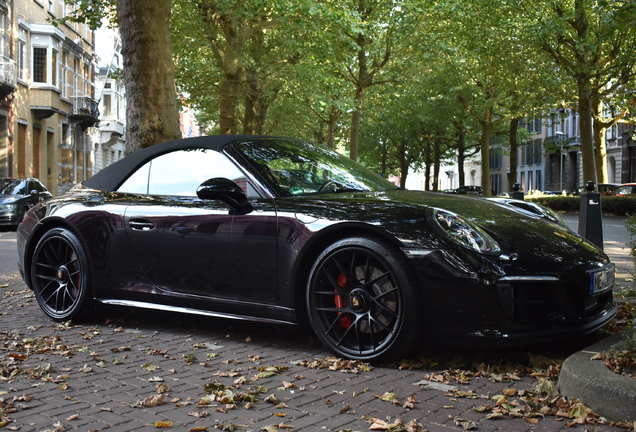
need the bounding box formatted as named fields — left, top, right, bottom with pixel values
left=30, top=227, right=90, bottom=321
left=306, top=237, right=420, bottom=361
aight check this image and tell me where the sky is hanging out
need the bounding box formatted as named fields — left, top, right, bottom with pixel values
left=94, top=24, right=119, bottom=68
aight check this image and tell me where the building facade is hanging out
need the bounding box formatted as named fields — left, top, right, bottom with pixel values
left=92, top=66, right=125, bottom=172
left=410, top=110, right=635, bottom=195
left=2, top=0, right=98, bottom=194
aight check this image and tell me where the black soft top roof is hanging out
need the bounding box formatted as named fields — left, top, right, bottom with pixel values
left=84, top=135, right=268, bottom=192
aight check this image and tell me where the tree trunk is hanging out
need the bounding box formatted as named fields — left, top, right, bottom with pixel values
left=456, top=125, right=465, bottom=188
left=350, top=86, right=363, bottom=160
left=399, top=140, right=408, bottom=189
left=480, top=109, right=493, bottom=196
left=432, top=138, right=441, bottom=191
left=590, top=97, right=609, bottom=184
left=577, top=77, right=596, bottom=185
left=507, top=117, right=519, bottom=190
left=219, top=71, right=242, bottom=134
left=593, top=118, right=608, bottom=184
left=326, top=106, right=340, bottom=149
left=242, top=68, right=258, bottom=134
left=424, top=142, right=431, bottom=191
left=117, top=0, right=180, bottom=151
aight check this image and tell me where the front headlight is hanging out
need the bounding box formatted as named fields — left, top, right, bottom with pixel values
left=433, top=209, right=501, bottom=254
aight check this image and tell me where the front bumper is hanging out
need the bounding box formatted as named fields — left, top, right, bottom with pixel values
left=406, top=249, right=616, bottom=345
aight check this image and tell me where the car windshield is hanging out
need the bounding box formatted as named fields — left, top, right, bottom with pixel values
left=236, top=140, right=398, bottom=197
left=0, top=179, right=24, bottom=195
left=616, top=186, right=634, bottom=195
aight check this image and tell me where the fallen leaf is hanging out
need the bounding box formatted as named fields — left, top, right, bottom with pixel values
left=264, top=394, right=280, bottom=404
left=133, top=394, right=166, bottom=408
left=154, top=420, right=173, bottom=428
left=453, top=417, right=477, bottom=430
left=377, top=392, right=399, bottom=404
left=65, top=414, right=79, bottom=421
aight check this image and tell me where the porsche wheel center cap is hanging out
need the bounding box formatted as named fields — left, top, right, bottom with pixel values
left=349, top=289, right=368, bottom=312
left=56, top=266, right=68, bottom=282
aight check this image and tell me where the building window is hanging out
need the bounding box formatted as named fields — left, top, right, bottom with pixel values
left=103, top=94, right=111, bottom=117
left=61, top=51, right=67, bottom=96
left=533, top=139, right=542, bottom=164
left=17, top=29, right=27, bottom=80
left=0, top=13, right=8, bottom=59
left=535, top=169, right=542, bottom=191
left=51, top=49, right=58, bottom=86
left=33, top=47, right=48, bottom=83
left=104, top=82, right=111, bottom=89
left=489, top=147, right=502, bottom=170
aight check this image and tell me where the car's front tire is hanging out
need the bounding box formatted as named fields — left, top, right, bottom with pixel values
left=306, top=237, right=420, bottom=362
left=30, top=227, right=90, bottom=321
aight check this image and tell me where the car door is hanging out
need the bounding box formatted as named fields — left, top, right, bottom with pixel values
left=118, top=148, right=277, bottom=307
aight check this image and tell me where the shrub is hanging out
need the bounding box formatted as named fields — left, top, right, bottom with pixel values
left=527, top=196, right=636, bottom=216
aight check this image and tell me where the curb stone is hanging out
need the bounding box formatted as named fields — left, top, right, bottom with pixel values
left=558, top=331, right=636, bottom=422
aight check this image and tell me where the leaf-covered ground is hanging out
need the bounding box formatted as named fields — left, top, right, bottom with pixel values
left=0, top=273, right=634, bottom=432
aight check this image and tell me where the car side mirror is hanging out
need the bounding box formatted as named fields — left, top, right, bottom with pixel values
left=196, top=178, right=252, bottom=213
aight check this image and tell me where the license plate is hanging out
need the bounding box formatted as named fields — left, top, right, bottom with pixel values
left=588, top=264, right=615, bottom=295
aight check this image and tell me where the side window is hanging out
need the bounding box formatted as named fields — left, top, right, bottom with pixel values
left=117, top=161, right=151, bottom=194
left=30, top=180, right=46, bottom=192
left=148, top=149, right=258, bottom=198
left=15, top=181, right=28, bottom=195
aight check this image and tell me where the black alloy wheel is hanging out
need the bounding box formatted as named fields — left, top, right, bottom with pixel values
left=31, top=227, right=90, bottom=321
left=306, top=237, right=419, bottom=361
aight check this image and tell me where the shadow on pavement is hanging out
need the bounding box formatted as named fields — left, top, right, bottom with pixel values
left=87, top=302, right=604, bottom=374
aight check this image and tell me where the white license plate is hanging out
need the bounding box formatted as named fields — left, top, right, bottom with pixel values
left=588, top=264, right=615, bottom=295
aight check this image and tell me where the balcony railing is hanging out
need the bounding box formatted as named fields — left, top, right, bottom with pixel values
left=0, top=58, right=16, bottom=94
left=100, top=120, right=125, bottom=136
left=70, top=96, right=100, bottom=127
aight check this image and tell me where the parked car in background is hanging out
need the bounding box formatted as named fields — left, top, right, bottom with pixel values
left=615, top=183, right=636, bottom=196
left=598, top=183, right=619, bottom=195
left=452, top=185, right=484, bottom=195
left=0, top=178, right=51, bottom=228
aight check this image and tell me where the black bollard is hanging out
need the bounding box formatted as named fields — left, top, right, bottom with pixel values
left=510, top=183, right=524, bottom=201
left=579, top=181, right=603, bottom=249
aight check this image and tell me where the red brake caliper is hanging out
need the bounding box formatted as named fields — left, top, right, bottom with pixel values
left=335, top=273, right=352, bottom=329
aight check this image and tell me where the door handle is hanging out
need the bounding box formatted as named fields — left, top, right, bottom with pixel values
left=129, top=220, right=154, bottom=231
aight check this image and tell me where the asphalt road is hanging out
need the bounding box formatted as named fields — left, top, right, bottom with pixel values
left=0, top=227, right=18, bottom=278
left=0, top=214, right=632, bottom=279
left=561, top=213, right=634, bottom=277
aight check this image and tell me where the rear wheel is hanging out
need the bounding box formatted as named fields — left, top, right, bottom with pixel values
left=30, top=227, right=90, bottom=321
left=306, top=237, right=420, bottom=361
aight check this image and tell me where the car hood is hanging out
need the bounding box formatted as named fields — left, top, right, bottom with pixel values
left=282, top=189, right=607, bottom=272
left=0, top=195, right=22, bottom=204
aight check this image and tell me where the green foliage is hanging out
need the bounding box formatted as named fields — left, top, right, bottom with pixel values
left=50, top=0, right=116, bottom=29
left=528, top=196, right=636, bottom=216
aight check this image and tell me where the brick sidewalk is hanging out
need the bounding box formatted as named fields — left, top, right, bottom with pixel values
left=0, top=275, right=628, bottom=432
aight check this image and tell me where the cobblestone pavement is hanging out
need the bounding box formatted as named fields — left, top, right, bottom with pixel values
left=1, top=274, right=632, bottom=432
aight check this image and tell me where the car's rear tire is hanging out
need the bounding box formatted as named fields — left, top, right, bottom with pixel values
left=30, top=227, right=90, bottom=321
left=306, top=237, right=420, bottom=362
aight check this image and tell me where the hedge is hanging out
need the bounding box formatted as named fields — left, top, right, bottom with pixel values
left=526, top=196, right=636, bottom=216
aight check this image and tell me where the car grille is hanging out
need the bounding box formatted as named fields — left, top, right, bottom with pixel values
left=0, top=214, right=16, bottom=224
left=496, top=280, right=612, bottom=324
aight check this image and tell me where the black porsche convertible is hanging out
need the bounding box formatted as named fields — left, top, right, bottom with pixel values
left=17, top=136, right=615, bottom=360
